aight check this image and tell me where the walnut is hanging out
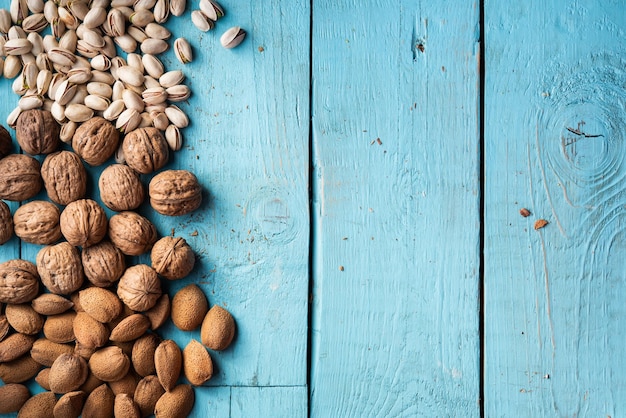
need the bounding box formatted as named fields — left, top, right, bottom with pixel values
left=122, top=127, right=169, bottom=174
left=41, top=151, right=87, bottom=205
left=36, top=242, right=84, bottom=295
left=150, top=236, right=195, bottom=280
left=60, top=199, right=108, bottom=247
left=117, top=264, right=162, bottom=311
left=0, top=125, right=13, bottom=159
left=13, top=201, right=62, bottom=245
left=15, top=109, right=61, bottom=155
left=0, top=200, right=13, bottom=245
left=72, top=117, right=120, bottom=166
left=148, top=170, right=202, bottom=216
left=81, top=240, right=126, bottom=287
left=0, top=259, right=39, bottom=304
left=108, top=211, right=157, bottom=256
left=0, top=154, right=42, bottom=201
left=98, top=164, right=145, bottom=212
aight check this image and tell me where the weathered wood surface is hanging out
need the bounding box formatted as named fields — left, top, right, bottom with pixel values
left=310, top=1, right=481, bottom=416
left=484, top=1, right=626, bottom=416
left=0, top=0, right=309, bottom=416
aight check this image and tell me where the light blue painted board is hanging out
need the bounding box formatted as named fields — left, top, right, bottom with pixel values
left=0, top=0, right=309, bottom=414
left=310, top=1, right=480, bottom=416
left=485, top=1, right=626, bottom=416
left=231, top=386, right=307, bottom=417
left=194, top=386, right=232, bottom=416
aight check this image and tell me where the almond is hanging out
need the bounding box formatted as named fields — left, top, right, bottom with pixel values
left=31, top=338, right=74, bottom=366
left=154, top=384, right=194, bottom=418
left=134, top=375, right=165, bottom=417
left=35, top=368, right=51, bottom=390
left=145, top=293, right=170, bottom=330
left=82, top=384, right=114, bottom=418
left=108, top=370, right=140, bottom=396
left=171, top=284, right=208, bottom=331
left=200, top=305, right=236, bottom=351
left=132, top=333, right=160, bottom=377
left=53, top=391, right=86, bottom=418
left=73, top=312, right=110, bottom=348
left=43, top=311, right=77, bottom=343
left=183, top=339, right=213, bottom=386
left=49, top=353, right=88, bottom=394
left=80, top=371, right=104, bottom=394
left=0, top=333, right=37, bottom=362
left=5, top=303, right=44, bottom=334
left=31, top=293, right=74, bottom=315
left=89, top=345, right=130, bottom=382
left=0, top=354, right=41, bottom=383
left=0, top=383, right=30, bottom=413
left=110, top=313, right=151, bottom=342
left=79, top=287, right=123, bottom=323
left=17, top=391, right=57, bottom=417
left=154, top=339, right=182, bottom=392
left=114, top=393, right=141, bottom=418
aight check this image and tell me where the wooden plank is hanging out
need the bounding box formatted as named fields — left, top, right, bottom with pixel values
left=310, top=1, right=480, bottom=416
left=231, top=386, right=307, bottom=417
left=0, top=0, right=310, bottom=414
left=485, top=1, right=626, bottom=416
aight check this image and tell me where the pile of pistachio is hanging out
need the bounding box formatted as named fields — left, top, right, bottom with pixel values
left=0, top=0, right=245, bottom=151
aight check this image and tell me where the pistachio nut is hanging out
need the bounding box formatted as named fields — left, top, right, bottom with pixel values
left=164, top=104, right=188, bottom=128
left=65, top=103, right=94, bottom=122
left=170, top=0, right=186, bottom=16
left=165, top=124, right=182, bottom=151
left=154, top=0, right=170, bottom=23
left=191, top=10, right=214, bottom=32
left=173, top=37, right=192, bottom=64
left=199, top=0, right=224, bottom=21
left=103, top=99, right=125, bottom=121
left=220, top=26, right=246, bottom=49
left=140, top=37, right=168, bottom=55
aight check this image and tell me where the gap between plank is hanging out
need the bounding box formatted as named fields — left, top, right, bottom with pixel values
left=478, top=0, right=486, bottom=416
left=306, top=0, right=315, bottom=416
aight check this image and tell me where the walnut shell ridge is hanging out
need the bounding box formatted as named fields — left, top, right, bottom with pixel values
left=81, top=240, right=126, bottom=287
left=98, top=164, right=144, bottom=212
left=149, top=170, right=202, bottom=216
left=0, top=201, right=13, bottom=245
left=41, top=151, right=87, bottom=205
left=109, top=211, right=157, bottom=256
left=117, top=264, right=162, bottom=312
left=36, top=242, right=84, bottom=295
left=122, top=127, right=169, bottom=174
left=0, top=154, right=42, bottom=201
left=0, top=259, right=39, bottom=304
left=16, top=109, right=61, bottom=155
left=151, top=236, right=195, bottom=280
left=60, top=199, right=108, bottom=247
left=13, top=201, right=62, bottom=245
left=72, top=117, right=120, bottom=166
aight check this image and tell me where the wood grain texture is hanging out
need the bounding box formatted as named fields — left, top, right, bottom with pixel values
left=310, top=1, right=480, bottom=416
left=0, top=0, right=309, bottom=416
left=485, top=1, right=626, bottom=416
left=231, top=386, right=307, bottom=417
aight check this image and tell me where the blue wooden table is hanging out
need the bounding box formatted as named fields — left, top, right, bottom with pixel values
left=1, top=0, right=625, bottom=416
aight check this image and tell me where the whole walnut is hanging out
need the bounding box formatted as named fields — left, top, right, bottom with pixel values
left=122, top=127, right=169, bottom=174
left=13, top=200, right=62, bottom=245
left=98, top=164, right=145, bottom=212
left=41, top=151, right=87, bottom=205
left=60, top=199, right=108, bottom=247
left=149, top=170, right=202, bottom=216
left=81, top=240, right=126, bottom=287
left=0, top=154, right=42, bottom=201
left=109, top=211, right=157, bottom=256
left=151, top=236, right=195, bottom=280
left=117, top=264, right=162, bottom=311
left=72, top=117, right=120, bottom=166
left=0, top=259, right=39, bottom=304
left=36, top=242, right=84, bottom=295
left=0, top=125, right=13, bottom=158
left=15, top=109, right=61, bottom=155
left=0, top=200, right=13, bottom=245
